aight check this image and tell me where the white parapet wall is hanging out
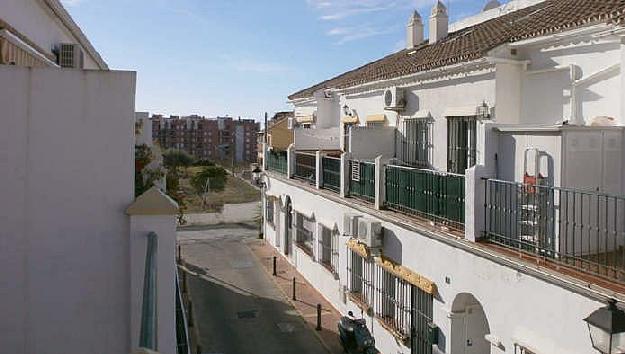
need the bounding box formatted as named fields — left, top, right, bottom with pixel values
left=0, top=67, right=136, bottom=353
left=263, top=174, right=607, bottom=354
left=294, top=127, right=341, bottom=151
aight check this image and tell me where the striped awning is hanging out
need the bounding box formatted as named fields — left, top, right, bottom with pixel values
left=342, top=115, right=359, bottom=124
left=295, top=115, right=314, bottom=124
left=366, top=114, right=386, bottom=123
left=444, top=106, right=478, bottom=117
left=0, top=30, right=56, bottom=68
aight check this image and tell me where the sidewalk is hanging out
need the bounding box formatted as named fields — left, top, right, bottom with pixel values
left=247, top=239, right=344, bottom=354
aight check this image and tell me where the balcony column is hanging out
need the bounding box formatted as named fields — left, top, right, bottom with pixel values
left=374, top=155, right=385, bottom=210
left=262, top=142, right=267, bottom=171
left=316, top=151, right=323, bottom=189
left=464, top=165, right=489, bottom=242
left=287, top=144, right=295, bottom=178
left=340, top=152, right=352, bottom=198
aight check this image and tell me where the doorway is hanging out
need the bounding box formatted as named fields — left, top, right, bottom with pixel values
left=450, top=293, right=490, bottom=354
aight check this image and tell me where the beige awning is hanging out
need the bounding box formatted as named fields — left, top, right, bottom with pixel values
left=342, top=115, right=359, bottom=124
left=347, top=238, right=370, bottom=259
left=296, top=115, right=314, bottom=124
left=375, top=256, right=437, bottom=295
left=366, top=114, right=386, bottom=123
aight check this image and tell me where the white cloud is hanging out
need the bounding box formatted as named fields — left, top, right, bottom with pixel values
left=61, top=0, right=84, bottom=7
left=233, top=60, right=292, bottom=74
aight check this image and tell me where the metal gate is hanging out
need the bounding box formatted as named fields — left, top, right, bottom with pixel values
left=447, top=117, right=476, bottom=174
left=411, top=286, right=433, bottom=354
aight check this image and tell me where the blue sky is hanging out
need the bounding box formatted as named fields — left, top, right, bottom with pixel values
left=62, top=0, right=503, bottom=120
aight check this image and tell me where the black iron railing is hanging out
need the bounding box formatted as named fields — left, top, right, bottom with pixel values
left=385, top=165, right=465, bottom=230
left=294, top=152, right=316, bottom=184
left=483, top=178, right=625, bottom=283
left=322, top=156, right=341, bottom=193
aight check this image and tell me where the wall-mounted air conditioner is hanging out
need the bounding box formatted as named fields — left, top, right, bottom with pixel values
left=55, top=43, right=83, bottom=69
left=384, top=86, right=405, bottom=111
left=357, top=219, right=383, bottom=249
left=343, top=213, right=361, bottom=237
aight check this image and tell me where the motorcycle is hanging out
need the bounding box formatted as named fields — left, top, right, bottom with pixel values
left=338, top=312, right=377, bottom=354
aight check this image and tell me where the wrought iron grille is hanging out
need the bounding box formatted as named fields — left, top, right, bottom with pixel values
left=385, top=165, right=465, bottom=230
left=294, top=152, right=316, bottom=184
left=398, top=118, right=432, bottom=168
left=483, top=178, right=625, bottom=283
left=349, top=160, right=376, bottom=202
left=295, top=213, right=315, bottom=256
left=447, top=116, right=476, bottom=174
left=322, top=156, right=341, bottom=193
left=265, top=197, right=274, bottom=226
left=265, top=149, right=287, bottom=174
left=411, top=286, right=433, bottom=354
left=319, top=225, right=339, bottom=274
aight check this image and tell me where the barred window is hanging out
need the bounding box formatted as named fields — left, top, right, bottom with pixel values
left=295, top=213, right=314, bottom=256
left=319, top=225, right=339, bottom=274
left=447, top=116, right=477, bottom=174
left=265, top=198, right=274, bottom=226
left=399, top=118, right=432, bottom=168
left=347, top=250, right=433, bottom=353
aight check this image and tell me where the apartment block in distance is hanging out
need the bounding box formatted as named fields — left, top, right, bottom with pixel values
left=262, top=1, right=625, bottom=354
left=151, top=115, right=260, bottom=163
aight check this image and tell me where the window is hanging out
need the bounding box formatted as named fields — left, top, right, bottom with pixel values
left=447, top=116, right=477, bottom=174
left=266, top=198, right=274, bottom=226
left=319, top=225, right=339, bottom=274
left=347, top=250, right=433, bottom=352
left=399, top=118, right=432, bottom=168
left=295, top=213, right=314, bottom=256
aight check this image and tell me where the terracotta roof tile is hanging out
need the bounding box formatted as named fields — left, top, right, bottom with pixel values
left=289, top=0, right=625, bottom=100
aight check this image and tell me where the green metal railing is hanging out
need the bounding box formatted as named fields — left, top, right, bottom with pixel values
left=265, top=149, right=287, bottom=174
left=140, top=232, right=158, bottom=350
left=294, top=152, right=316, bottom=184
left=322, top=156, right=341, bottom=193
left=349, top=160, right=375, bottom=203
left=385, top=165, right=465, bottom=230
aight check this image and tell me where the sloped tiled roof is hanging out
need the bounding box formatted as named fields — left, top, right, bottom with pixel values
left=289, top=0, right=625, bottom=100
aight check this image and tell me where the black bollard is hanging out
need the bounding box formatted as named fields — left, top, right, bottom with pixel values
left=273, top=256, right=277, bottom=276
left=316, top=303, right=322, bottom=331
left=292, top=277, right=296, bottom=301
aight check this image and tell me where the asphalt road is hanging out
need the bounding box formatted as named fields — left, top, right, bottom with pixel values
left=178, top=224, right=330, bottom=354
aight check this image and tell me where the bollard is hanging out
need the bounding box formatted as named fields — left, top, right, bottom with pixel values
left=188, top=300, right=194, bottom=327
left=177, top=244, right=181, bottom=263
left=273, top=256, right=277, bottom=276
left=316, top=303, right=322, bottom=331
left=196, top=345, right=202, bottom=354
left=292, top=277, right=296, bottom=301
left=182, top=271, right=187, bottom=294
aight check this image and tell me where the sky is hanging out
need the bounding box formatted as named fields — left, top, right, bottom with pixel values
left=61, top=0, right=505, bottom=121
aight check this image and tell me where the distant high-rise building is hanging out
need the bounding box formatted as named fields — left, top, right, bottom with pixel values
left=151, top=115, right=260, bottom=163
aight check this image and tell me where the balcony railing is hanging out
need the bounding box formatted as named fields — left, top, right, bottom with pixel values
left=483, top=178, right=625, bottom=283
left=294, top=152, right=316, bottom=184
left=385, top=165, right=465, bottom=230
left=321, top=156, right=341, bottom=193
left=265, top=149, right=287, bottom=174
left=349, top=160, right=375, bottom=203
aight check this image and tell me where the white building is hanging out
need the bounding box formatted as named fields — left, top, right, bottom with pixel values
left=263, top=1, right=625, bottom=354
left=0, top=2, right=185, bottom=354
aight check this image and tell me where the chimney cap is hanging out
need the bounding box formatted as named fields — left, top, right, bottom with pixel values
left=483, top=0, right=501, bottom=11
left=431, top=1, right=448, bottom=17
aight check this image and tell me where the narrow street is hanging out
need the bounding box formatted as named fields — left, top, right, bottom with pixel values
left=178, top=223, right=332, bottom=354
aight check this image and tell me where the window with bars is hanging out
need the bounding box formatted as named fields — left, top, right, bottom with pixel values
left=347, top=250, right=433, bottom=353
left=265, top=198, right=274, bottom=227
left=319, top=225, right=339, bottom=274
left=399, top=118, right=432, bottom=168
left=447, top=116, right=477, bottom=174
left=295, top=213, right=315, bottom=256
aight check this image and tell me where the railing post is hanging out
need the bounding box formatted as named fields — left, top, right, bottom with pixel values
left=316, top=151, right=323, bottom=189
left=340, top=152, right=351, bottom=198
left=262, top=142, right=267, bottom=171
left=465, top=165, right=488, bottom=242
left=287, top=144, right=295, bottom=179
left=374, top=155, right=385, bottom=210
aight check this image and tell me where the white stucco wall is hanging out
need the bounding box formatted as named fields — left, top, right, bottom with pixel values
left=264, top=175, right=605, bottom=354
left=0, top=0, right=102, bottom=69
left=0, top=67, right=136, bottom=353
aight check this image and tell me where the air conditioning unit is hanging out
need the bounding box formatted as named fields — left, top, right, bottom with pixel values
left=343, top=213, right=361, bottom=237
left=55, top=43, right=83, bottom=69
left=384, top=87, right=405, bottom=111
left=357, top=219, right=383, bottom=249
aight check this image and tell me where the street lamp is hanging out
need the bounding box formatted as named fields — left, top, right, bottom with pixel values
left=585, top=299, right=625, bottom=353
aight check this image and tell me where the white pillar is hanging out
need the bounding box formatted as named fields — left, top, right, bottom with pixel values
left=620, top=38, right=625, bottom=125
left=464, top=165, right=488, bottom=242
left=262, top=142, right=267, bottom=171
left=127, top=187, right=179, bottom=354
left=287, top=144, right=295, bottom=178
left=374, top=155, right=385, bottom=210
left=340, top=152, right=352, bottom=198
left=316, top=151, right=323, bottom=189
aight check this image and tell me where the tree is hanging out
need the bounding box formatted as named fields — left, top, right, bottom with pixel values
left=190, top=166, right=227, bottom=195
left=163, top=149, right=195, bottom=169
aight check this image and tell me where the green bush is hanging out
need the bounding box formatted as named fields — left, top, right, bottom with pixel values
left=191, top=166, right=228, bottom=195
left=163, top=149, right=195, bottom=169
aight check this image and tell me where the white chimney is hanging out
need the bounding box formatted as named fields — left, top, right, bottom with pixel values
left=429, top=1, right=449, bottom=44
left=406, top=10, right=424, bottom=49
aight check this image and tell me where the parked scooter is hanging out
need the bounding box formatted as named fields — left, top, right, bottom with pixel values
left=338, top=311, right=377, bottom=354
